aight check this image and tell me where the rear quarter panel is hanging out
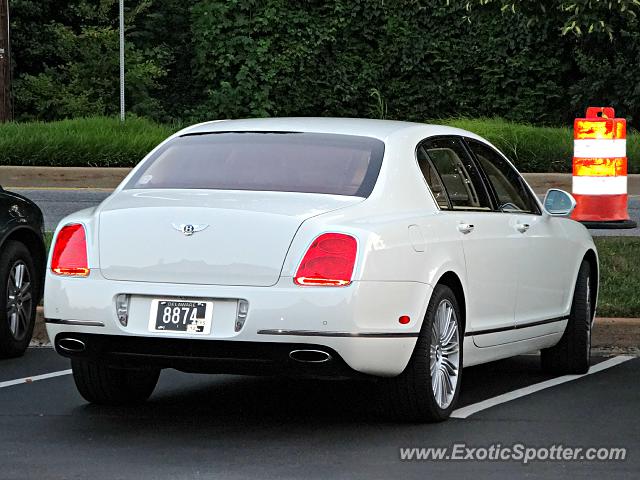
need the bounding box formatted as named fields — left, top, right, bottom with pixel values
left=0, top=190, right=45, bottom=241
left=281, top=126, right=467, bottom=286
left=279, top=128, right=469, bottom=339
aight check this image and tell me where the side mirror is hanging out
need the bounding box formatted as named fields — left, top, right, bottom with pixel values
left=543, top=189, right=576, bottom=217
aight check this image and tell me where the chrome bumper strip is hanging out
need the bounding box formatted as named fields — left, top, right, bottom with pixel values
left=45, top=319, right=106, bottom=327
left=257, top=329, right=419, bottom=338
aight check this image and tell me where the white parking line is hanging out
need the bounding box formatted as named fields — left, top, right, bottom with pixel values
left=0, top=369, right=72, bottom=390
left=452, top=355, right=634, bottom=419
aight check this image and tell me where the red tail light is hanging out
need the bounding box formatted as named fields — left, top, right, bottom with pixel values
left=51, top=224, right=90, bottom=277
left=294, top=233, right=357, bottom=286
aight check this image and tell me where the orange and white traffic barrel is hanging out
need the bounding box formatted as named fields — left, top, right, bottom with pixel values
left=571, top=106, right=637, bottom=229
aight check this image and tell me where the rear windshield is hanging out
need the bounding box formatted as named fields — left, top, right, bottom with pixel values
left=126, top=132, right=385, bottom=197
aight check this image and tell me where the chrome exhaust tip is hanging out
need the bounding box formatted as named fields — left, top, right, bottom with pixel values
left=57, top=338, right=86, bottom=354
left=289, top=349, right=332, bottom=363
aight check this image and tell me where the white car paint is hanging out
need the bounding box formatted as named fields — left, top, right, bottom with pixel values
left=98, top=189, right=362, bottom=286
left=44, top=118, right=598, bottom=377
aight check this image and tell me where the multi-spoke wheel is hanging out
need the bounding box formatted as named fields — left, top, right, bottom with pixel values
left=0, top=241, right=39, bottom=358
left=429, top=299, right=460, bottom=410
left=7, top=260, right=33, bottom=341
left=541, top=260, right=592, bottom=374
left=383, top=284, right=463, bottom=422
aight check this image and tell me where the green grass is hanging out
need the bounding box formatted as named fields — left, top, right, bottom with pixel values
left=44, top=232, right=53, bottom=252
left=0, top=116, right=637, bottom=172
left=594, top=237, right=640, bottom=318
left=0, top=116, right=177, bottom=168
left=441, top=117, right=640, bottom=173
left=42, top=231, right=640, bottom=318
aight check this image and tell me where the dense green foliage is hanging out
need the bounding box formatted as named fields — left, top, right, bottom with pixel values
left=466, top=0, right=640, bottom=38
left=8, top=0, right=640, bottom=126
left=11, top=1, right=169, bottom=121
left=594, top=237, right=640, bottom=318
left=0, top=116, right=637, bottom=173
left=0, top=116, right=173, bottom=167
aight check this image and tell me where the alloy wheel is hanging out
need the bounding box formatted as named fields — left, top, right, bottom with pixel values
left=6, top=261, right=33, bottom=341
left=429, top=299, right=460, bottom=409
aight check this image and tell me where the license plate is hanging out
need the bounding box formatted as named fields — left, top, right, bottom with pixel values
left=149, top=299, right=213, bottom=334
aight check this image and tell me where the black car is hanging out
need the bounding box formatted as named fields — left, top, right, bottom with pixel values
left=0, top=185, right=46, bottom=358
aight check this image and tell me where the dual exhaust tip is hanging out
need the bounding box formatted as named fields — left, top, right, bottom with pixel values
left=58, top=337, right=332, bottom=364
left=289, top=349, right=332, bottom=364
left=57, top=337, right=86, bottom=354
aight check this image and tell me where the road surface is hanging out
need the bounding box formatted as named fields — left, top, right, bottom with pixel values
left=0, top=349, right=636, bottom=479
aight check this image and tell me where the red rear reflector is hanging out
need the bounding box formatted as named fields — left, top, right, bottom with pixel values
left=399, top=315, right=410, bottom=325
left=294, top=233, right=357, bottom=286
left=51, top=224, right=90, bottom=277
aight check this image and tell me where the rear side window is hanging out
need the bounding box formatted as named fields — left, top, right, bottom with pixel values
left=420, top=137, right=491, bottom=211
left=126, top=132, right=385, bottom=197
left=417, top=146, right=450, bottom=209
left=466, top=140, right=539, bottom=214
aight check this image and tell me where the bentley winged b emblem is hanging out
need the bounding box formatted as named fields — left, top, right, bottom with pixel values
left=172, top=223, right=209, bottom=237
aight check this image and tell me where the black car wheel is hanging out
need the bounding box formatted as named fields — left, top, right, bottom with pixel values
left=72, top=360, right=160, bottom=405
left=0, top=240, right=38, bottom=358
left=382, top=284, right=463, bottom=422
left=541, top=260, right=592, bottom=374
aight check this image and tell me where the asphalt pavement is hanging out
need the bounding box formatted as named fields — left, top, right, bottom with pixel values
left=11, top=188, right=640, bottom=236
left=0, top=349, right=637, bottom=479
left=13, top=188, right=111, bottom=231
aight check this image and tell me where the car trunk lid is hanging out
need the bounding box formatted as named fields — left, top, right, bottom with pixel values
left=98, top=189, right=361, bottom=286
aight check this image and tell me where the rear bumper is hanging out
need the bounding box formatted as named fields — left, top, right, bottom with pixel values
left=53, top=332, right=359, bottom=378
left=44, top=272, right=430, bottom=376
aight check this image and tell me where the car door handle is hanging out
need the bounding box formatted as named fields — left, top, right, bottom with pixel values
left=457, top=223, right=475, bottom=234
left=516, top=222, right=530, bottom=233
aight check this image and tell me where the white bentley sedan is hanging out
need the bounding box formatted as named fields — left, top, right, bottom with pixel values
left=45, top=118, right=597, bottom=422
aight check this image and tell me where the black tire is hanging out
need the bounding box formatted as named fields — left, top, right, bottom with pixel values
left=0, top=240, right=39, bottom=358
left=71, top=360, right=160, bottom=405
left=382, top=284, right=463, bottom=422
left=541, top=260, right=592, bottom=374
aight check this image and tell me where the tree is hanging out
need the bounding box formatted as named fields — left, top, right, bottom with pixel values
left=463, top=0, right=640, bottom=38
left=10, top=0, right=168, bottom=120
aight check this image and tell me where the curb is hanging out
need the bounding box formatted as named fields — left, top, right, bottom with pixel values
left=31, top=307, right=640, bottom=352
left=3, top=166, right=640, bottom=195
left=1, top=166, right=131, bottom=189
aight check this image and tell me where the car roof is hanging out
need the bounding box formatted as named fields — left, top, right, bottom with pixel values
left=180, top=117, right=484, bottom=142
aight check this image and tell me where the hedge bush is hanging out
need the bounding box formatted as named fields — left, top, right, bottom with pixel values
left=0, top=116, right=636, bottom=172
left=9, top=1, right=640, bottom=126
left=0, top=117, right=174, bottom=168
